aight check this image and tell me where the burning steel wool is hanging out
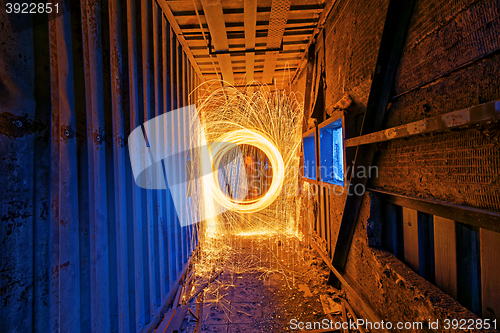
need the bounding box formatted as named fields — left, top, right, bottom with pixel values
left=182, top=81, right=306, bottom=310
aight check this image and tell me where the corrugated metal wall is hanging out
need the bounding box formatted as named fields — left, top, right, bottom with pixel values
left=0, top=0, right=199, bottom=332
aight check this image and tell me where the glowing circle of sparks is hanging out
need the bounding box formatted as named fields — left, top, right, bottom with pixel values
left=210, top=129, right=285, bottom=213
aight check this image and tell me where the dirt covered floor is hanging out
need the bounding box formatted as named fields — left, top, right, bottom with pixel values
left=163, top=235, right=363, bottom=333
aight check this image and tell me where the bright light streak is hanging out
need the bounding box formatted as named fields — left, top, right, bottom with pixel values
left=186, top=80, right=306, bottom=301
left=210, top=129, right=285, bottom=213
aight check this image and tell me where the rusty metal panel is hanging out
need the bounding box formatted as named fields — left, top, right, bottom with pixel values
left=0, top=9, right=37, bottom=333
left=162, top=18, right=177, bottom=289
left=167, top=25, right=180, bottom=282
left=141, top=0, right=159, bottom=317
left=81, top=0, right=113, bottom=331
left=51, top=3, right=82, bottom=332
left=126, top=0, right=150, bottom=330
left=171, top=35, right=183, bottom=274
left=178, top=46, right=188, bottom=265
left=33, top=10, right=52, bottom=333
left=109, top=0, right=135, bottom=331
left=1, top=0, right=195, bottom=332
left=152, top=0, right=168, bottom=303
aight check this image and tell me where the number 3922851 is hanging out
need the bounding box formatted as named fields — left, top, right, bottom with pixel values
left=5, top=2, right=59, bottom=14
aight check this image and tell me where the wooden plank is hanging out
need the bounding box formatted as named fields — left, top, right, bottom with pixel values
left=165, top=305, right=189, bottom=333
left=244, top=0, right=257, bottom=83
left=433, top=216, right=457, bottom=299
left=314, top=190, right=319, bottom=235
left=156, top=308, right=176, bottom=333
left=325, top=188, right=331, bottom=255
left=341, top=300, right=349, bottom=333
left=480, top=228, right=500, bottom=320
left=328, top=188, right=335, bottom=259
left=319, top=185, right=325, bottom=240
left=306, top=190, right=314, bottom=238
left=262, top=0, right=292, bottom=83
left=195, top=294, right=203, bottom=333
left=342, top=298, right=366, bottom=333
left=199, top=0, right=234, bottom=84
left=345, top=100, right=500, bottom=147
left=170, top=4, right=325, bottom=17
left=402, top=207, right=419, bottom=272
left=142, top=258, right=193, bottom=333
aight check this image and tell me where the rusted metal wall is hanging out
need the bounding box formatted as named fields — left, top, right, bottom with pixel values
left=0, top=0, right=198, bottom=332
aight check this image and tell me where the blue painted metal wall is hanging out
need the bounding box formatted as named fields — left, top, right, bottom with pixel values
left=0, top=0, right=199, bottom=332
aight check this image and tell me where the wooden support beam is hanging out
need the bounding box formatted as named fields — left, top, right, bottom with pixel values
left=328, top=0, right=416, bottom=287
left=244, top=0, right=257, bottom=83
left=319, top=185, right=326, bottom=241
left=325, top=187, right=331, bottom=255
left=402, top=208, right=419, bottom=273
left=345, top=100, right=500, bottom=147
left=172, top=4, right=325, bottom=17
left=433, top=216, right=457, bottom=299
left=195, top=293, right=203, bottom=333
left=341, top=302, right=349, bottom=333
left=165, top=305, right=189, bottom=333
left=156, top=308, right=176, bottom=333
left=200, top=0, right=234, bottom=84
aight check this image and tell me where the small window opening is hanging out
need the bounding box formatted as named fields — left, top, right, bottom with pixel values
left=319, top=118, right=344, bottom=186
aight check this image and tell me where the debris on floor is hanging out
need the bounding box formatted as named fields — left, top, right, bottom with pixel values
left=154, top=235, right=365, bottom=333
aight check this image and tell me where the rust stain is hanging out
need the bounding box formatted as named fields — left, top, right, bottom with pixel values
left=60, top=123, right=75, bottom=142
left=59, top=261, right=70, bottom=269
left=117, top=135, right=126, bottom=148
left=93, top=128, right=105, bottom=146
left=386, top=128, right=398, bottom=139
left=51, top=261, right=71, bottom=277
left=0, top=112, right=32, bottom=138
left=51, top=194, right=59, bottom=212
left=442, top=110, right=470, bottom=127
left=60, top=218, right=69, bottom=227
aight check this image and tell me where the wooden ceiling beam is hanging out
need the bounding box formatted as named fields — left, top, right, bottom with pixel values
left=190, top=40, right=307, bottom=50
left=172, top=4, right=325, bottom=17
left=244, top=0, right=257, bottom=83
left=183, top=28, right=315, bottom=40
left=262, top=0, right=293, bottom=83
left=199, top=0, right=234, bottom=84
left=178, top=18, right=319, bottom=30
